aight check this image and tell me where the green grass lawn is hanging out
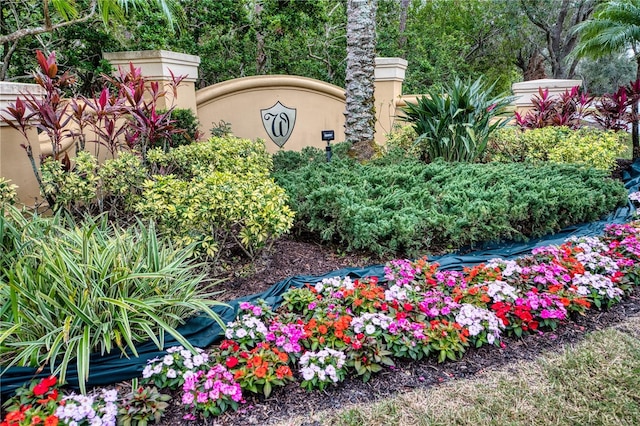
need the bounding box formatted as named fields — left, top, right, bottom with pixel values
left=277, top=315, right=640, bottom=426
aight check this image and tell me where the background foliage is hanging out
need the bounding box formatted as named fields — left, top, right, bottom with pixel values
left=3, top=0, right=634, bottom=96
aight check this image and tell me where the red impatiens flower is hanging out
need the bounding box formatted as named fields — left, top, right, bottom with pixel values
left=44, top=416, right=59, bottom=426
left=32, top=376, right=57, bottom=396
left=226, top=356, right=239, bottom=369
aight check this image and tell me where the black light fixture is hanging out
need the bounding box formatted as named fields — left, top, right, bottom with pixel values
left=322, top=130, right=335, bottom=162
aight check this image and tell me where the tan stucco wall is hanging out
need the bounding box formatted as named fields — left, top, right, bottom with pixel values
left=0, top=125, right=43, bottom=207
left=196, top=75, right=347, bottom=153
left=0, top=82, right=45, bottom=207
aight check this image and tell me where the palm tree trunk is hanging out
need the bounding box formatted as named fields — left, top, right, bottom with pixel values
left=634, top=58, right=640, bottom=160
left=345, top=0, right=377, bottom=161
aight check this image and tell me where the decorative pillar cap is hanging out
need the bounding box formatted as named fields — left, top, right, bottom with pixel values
left=374, top=57, right=408, bottom=82
left=0, top=82, right=45, bottom=126
left=103, top=50, right=201, bottom=83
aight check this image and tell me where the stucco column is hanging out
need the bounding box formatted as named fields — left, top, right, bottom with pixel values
left=374, top=57, right=408, bottom=144
left=103, top=50, right=201, bottom=114
left=512, top=78, right=583, bottom=115
left=0, top=82, right=45, bottom=207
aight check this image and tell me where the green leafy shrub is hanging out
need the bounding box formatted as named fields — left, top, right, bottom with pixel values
left=274, top=157, right=626, bottom=257
left=0, top=178, right=18, bottom=206
left=40, top=151, right=148, bottom=213
left=139, top=137, right=294, bottom=259
left=383, top=124, right=422, bottom=160
left=400, top=77, right=514, bottom=162
left=40, top=151, right=99, bottom=212
left=210, top=120, right=233, bottom=138
left=98, top=151, right=147, bottom=210
left=487, top=126, right=625, bottom=171
left=118, top=381, right=171, bottom=426
left=272, top=146, right=332, bottom=173
left=164, top=108, right=202, bottom=148
left=0, top=211, right=225, bottom=393
left=147, top=136, right=273, bottom=178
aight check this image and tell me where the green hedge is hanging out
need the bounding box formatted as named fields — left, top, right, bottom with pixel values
left=273, top=154, right=627, bottom=257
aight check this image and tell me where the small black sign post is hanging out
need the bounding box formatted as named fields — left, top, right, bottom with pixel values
left=322, top=130, right=335, bottom=162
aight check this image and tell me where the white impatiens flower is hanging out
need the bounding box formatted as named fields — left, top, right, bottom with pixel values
left=314, top=276, right=355, bottom=295
left=301, top=367, right=315, bottom=381
left=486, top=258, right=522, bottom=278
left=142, top=365, right=153, bottom=379
left=351, top=313, right=393, bottom=334
left=455, top=304, right=503, bottom=342
left=192, top=354, right=206, bottom=367
left=298, top=348, right=347, bottom=388
left=485, top=280, right=520, bottom=302
left=572, top=272, right=623, bottom=299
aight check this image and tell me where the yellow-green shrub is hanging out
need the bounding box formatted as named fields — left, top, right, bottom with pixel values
left=136, top=169, right=293, bottom=258
left=0, top=178, right=17, bottom=206
left=548, top=128, right=625, bottom=171
left=137, top=137, right=293, bottom=259
left=385, top=124, right=418, bottom=151
left=487, top=126, right=625, bottom=171
left=98, top=151, right=147, bottom=209
left=147, top=136, right=273, bottom=178
left=40, top=151, right=99, bottom=211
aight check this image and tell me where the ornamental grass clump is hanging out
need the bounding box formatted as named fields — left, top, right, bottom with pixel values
left=400, top=77, right=514, bottom=162
left=0, top=210, right=226, bottom=394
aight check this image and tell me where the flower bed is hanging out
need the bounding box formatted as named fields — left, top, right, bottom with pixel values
left=4, top=219, right=640, bottom=425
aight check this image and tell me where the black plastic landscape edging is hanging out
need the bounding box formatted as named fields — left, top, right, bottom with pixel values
left=2, top=161, right=640, bottom=398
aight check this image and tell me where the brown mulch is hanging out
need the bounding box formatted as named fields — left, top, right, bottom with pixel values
left=154, top=158, right=639, bottom=425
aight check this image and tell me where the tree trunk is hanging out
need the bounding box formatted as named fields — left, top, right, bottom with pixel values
left=633, top=59, right=640, bottom=160
left=255, top=1, right=267, bottom=74
left=523, top=51, right=547, bottom=81
left=345, top=0, right=377, bottom=161
left=397, top=0, right=410, bottom=54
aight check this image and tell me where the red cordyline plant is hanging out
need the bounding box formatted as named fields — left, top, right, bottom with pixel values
left=595, top=86, right=631, bottom=132
left=0, top=50, right=189, bottom=206
left=515, top=80, right=640, bottom=141
left=100, top=63, right=188, bottom=161
left=1, top=51, right=75, bottom=205
left=515, top=86, right=593, bottom=130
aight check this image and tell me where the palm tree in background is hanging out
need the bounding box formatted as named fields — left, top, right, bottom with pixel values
left=572, top=0, right=640, bottom=158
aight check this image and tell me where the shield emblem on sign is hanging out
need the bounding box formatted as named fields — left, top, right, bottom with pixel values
left=261, top=101, right=296, bottom=148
